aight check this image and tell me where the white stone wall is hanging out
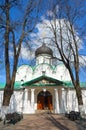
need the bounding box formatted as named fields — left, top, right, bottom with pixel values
left=0, top=89, right=86, bottom=114
left=66, top=90, right=78, bottom=112
left=65, top=89, right=86, bottom=113
left=13, top=89, right=35, bottom=114
left=0, top=91, right=3, bottom=108
left=0, top=90, right=35, bottom=115
left=82, top=90, right=86, bottom=113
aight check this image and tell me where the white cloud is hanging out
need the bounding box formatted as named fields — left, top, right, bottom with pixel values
left=9, top=44, right=35, bottom=61
left=47, top=5, right=59, bottom=17
left=9, top=17, right=85, bottom=64
left=20, top=44, right=34, bottom=60
left=30, top=18, right=83, bottom=60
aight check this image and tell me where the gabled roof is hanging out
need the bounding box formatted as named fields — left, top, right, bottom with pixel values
left=22, top=75, right=64, bottom=87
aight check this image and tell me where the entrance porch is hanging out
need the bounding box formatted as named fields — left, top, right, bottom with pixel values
left=21, top=75, right=67, bottom=114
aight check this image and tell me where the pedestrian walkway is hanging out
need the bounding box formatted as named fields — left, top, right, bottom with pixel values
left=0, top=114, right=85, bottom=130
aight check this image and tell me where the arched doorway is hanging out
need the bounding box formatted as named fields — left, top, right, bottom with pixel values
left=37, top=91, right=53, bottom=110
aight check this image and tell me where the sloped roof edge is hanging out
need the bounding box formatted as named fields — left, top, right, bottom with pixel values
left=22, top=75, right=64, bottom=87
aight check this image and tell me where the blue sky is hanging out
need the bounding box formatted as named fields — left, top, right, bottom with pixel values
left=0, top=0, right=86, bottom=83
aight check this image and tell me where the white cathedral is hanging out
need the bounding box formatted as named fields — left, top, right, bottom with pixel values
left=0, top=44, right=86, bottom=114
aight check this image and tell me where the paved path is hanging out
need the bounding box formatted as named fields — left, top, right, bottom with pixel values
left=0, top=114, right=85, bottom=130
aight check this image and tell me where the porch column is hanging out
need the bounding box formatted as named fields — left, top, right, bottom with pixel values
left=23, top=89, right=28, bottom=113
left=66, top=89, right=70, bottom=113
left=58, top=88, right=62, bottom=113
left=60, top=88, right=66, bottom=113
left=24, top=89, right=28, bottom=101
left=54, top=89, right=60, bottom=113
left=31, top=89, right=35, bottom=109
left=65, top=89, right=68, bottom=112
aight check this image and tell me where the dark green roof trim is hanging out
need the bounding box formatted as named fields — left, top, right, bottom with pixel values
left=14, top=81, right=21, bottom=90
left=22, top=75, right=64, bottom=87
left=0, top=83, right=6, bottom=90
left=64, top=82, right=73, bottom=88
left=0, top=80, right=86, bottom=90
left=80, top=82, right=86, bottom=88
left=25, top=83, right=60, bottom=87
left=64, top=81, right=86, bottom=88
left=0, top=81, right=21, bottom=90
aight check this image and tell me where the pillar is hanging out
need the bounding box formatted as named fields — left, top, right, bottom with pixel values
left=66, top=89, right=70, bottom=113
left=23, top=89, right=28, bottom=113
left=31, top=89, right=35, bottom=109
left=64, top=89, right=68, bottom=112
left=54, top=89, right=60, bottom=113
left=58, top=88, right=63, bottom=113
left=24, top=89, right=28, bottom=101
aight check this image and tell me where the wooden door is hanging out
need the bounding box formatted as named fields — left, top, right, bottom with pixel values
left=48, top=96, right=53, bottom=110
left=37, top=96, right=44, bottom=110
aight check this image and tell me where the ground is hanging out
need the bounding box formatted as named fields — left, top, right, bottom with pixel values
left=0, top=114, right=86, bottom=130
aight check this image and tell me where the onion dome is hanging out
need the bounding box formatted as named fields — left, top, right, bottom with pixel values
left=35, top=44, right=53, bottom=57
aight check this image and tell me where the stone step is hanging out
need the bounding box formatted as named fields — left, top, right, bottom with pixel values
left=35, top=110, right=53, bottom=114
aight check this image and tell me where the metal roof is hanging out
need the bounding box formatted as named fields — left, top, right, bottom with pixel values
left=0, top=82, right=21, bottom=90
left=35, top=44, right=53, bottom=57
left=0, top=77, right=86, bottom=90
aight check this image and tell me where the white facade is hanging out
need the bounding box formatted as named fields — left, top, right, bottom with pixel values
left=0, top=44, right=86, bottom=115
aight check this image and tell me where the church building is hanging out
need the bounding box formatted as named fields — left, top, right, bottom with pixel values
left=0, top=44, right=86, bottom=114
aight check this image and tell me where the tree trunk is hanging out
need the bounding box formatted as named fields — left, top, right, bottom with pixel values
left=75, top=82, right=83, bottom=116
left=75, top=84, right=83, bottom=105
left=3, top=0, right=12, bottom=106
left=3, top=86, right=13, bottom=106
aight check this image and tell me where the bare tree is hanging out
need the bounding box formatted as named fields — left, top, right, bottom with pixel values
left=41, top=0, right=86, bottom=114
left=0, top=0, right=40, bottom=109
